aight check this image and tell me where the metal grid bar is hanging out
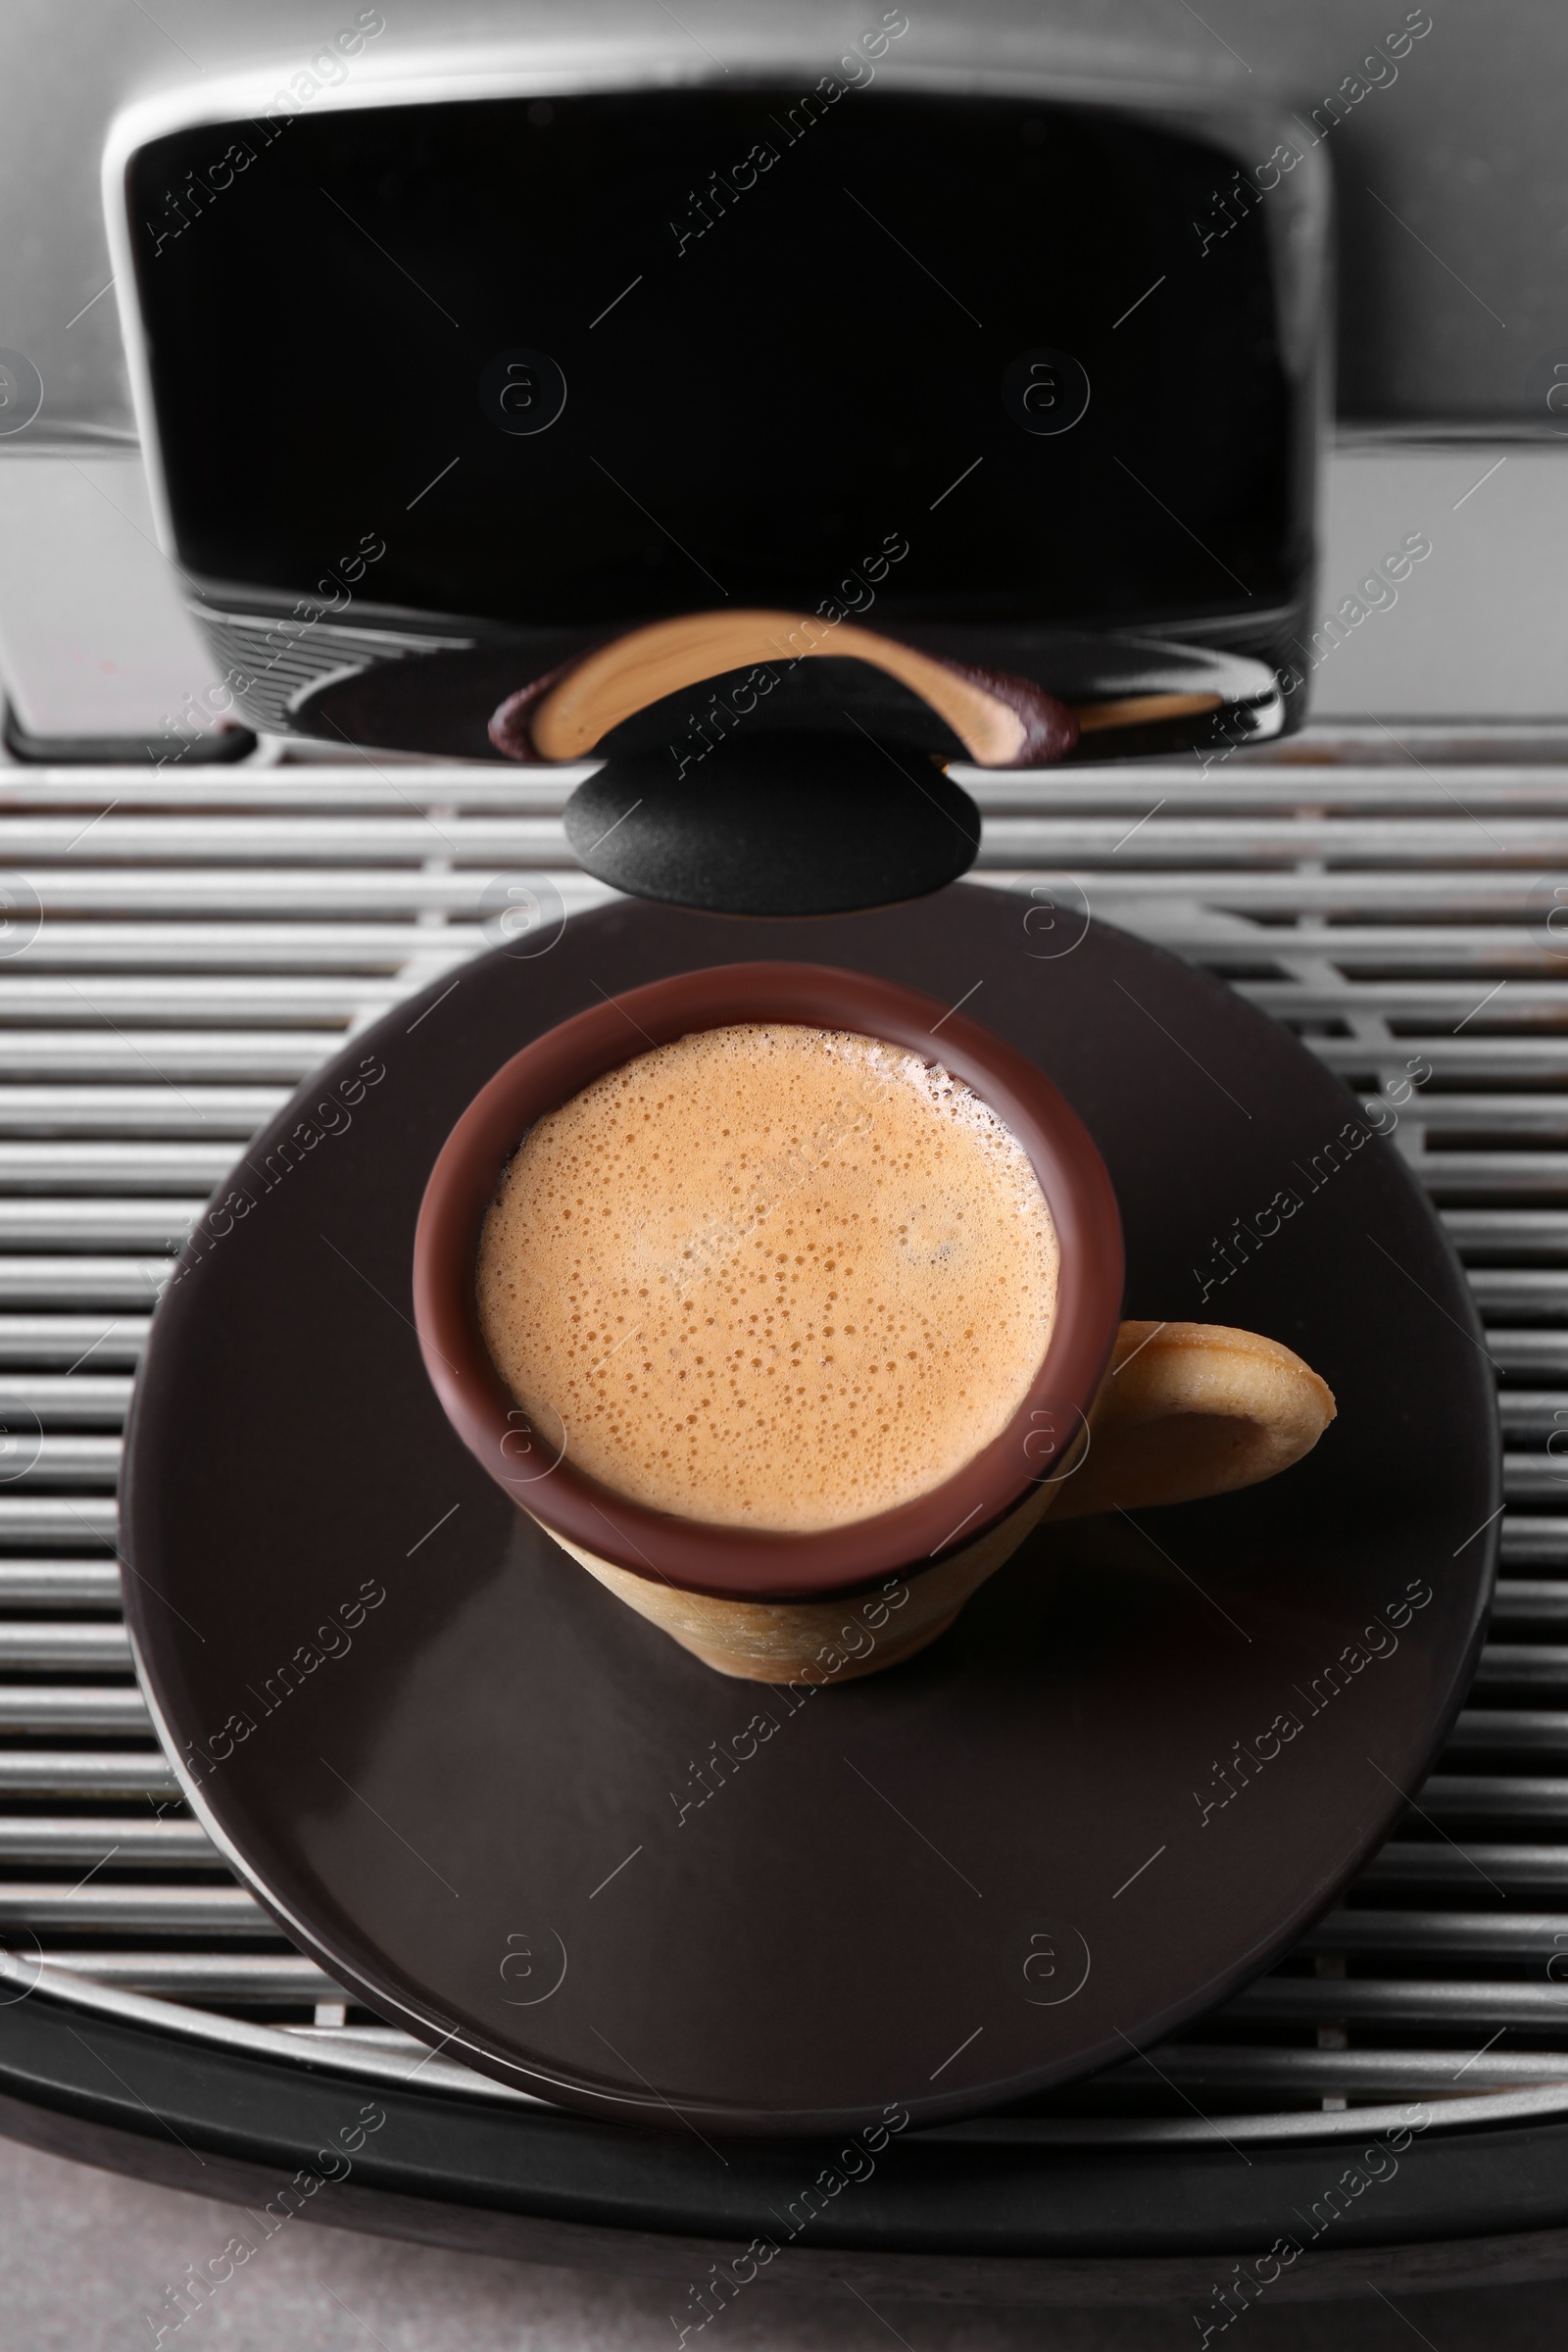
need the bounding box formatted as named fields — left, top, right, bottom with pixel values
left=2, top=721, right=1566, bottom=2144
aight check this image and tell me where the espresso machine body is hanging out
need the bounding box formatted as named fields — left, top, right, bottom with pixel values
left=106, top=41, right=1330, bottom=781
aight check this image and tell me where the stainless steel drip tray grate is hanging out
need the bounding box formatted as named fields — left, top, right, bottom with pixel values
left=2, top=720, right=1566, bottom=2148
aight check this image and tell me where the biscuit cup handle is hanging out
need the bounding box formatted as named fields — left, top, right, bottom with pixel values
left=1047, top=1321, right=1336, bottom=1522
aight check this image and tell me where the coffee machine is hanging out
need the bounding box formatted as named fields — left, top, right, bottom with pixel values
left=8, top=2, right=1568, bottom=2332
left=105, top=34, right=1328, bottom=908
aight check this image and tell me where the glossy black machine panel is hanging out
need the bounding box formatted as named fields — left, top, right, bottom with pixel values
left=122, top=81, right=1325, bottom=772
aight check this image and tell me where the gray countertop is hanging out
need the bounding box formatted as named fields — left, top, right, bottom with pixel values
left=4, top=2127, right=1568, bottom=2350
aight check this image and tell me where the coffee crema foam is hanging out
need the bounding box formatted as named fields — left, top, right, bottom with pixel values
left=476, top=1024, right=1059, bottom=1533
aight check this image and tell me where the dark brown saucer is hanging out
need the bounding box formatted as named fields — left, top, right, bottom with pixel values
left=120, top=887, right=1497, bottom=2135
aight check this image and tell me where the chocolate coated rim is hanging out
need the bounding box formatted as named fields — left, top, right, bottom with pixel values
left=413, top=962, right=1124, bottom=1600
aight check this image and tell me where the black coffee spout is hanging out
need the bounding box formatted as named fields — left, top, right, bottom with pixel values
left=549, top=644, right=1004, bottom=917
left=562, top=727, right=981, bottom=917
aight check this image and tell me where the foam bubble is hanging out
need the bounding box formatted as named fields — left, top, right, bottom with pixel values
left=476, top=1025, right=1058, bottom=1532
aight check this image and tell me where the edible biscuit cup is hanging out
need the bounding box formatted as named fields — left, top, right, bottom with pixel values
left=414, top=962, right=1333, bottom=1681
